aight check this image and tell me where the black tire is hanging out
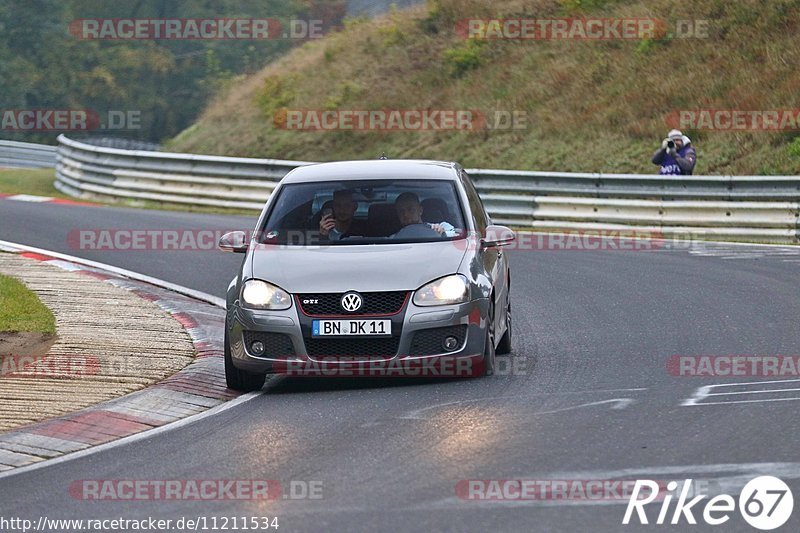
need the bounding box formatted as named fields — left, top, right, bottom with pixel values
left=482, top=303, right=496, bottom=376
left=224, top=322, right=266, bottom=392
left=496, top=294, right=512, bottom=355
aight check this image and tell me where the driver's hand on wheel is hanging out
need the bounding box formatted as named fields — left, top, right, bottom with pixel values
left=319, top=214, right=336, bottom=236
left=429, top=223, right=446, bottom=235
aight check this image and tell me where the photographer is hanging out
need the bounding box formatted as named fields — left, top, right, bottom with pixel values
left=652, top=129, right=697, bottom=175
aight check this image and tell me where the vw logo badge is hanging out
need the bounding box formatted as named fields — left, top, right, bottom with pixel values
left=341, top=292, right=363, bottom=312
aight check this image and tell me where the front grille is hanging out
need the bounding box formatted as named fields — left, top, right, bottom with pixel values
left=304, top=336, right=400, bottom=359
left=243, top=331, right=296, bottom=358
left=408, top=325, right=467, bottom=356
left=297, top=292, right=408, bottom=316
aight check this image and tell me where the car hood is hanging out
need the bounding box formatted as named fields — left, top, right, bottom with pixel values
left=248, top=241, right=468, bottom=293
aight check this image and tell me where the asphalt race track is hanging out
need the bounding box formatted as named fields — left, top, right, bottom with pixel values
left=1, top=198, right=800, bottom=532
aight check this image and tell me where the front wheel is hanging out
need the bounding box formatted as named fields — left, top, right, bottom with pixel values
left=481, top=304, right=496, bottom=376
left=224, top=321, right=266, bottom=392
left=496, top=296, right=512, bottom=355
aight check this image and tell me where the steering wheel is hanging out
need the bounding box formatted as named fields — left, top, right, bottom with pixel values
left=393, top=223, right=441, bottom=239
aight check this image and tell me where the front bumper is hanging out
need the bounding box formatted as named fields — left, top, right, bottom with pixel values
left=227, top=296, right=490, bottom=377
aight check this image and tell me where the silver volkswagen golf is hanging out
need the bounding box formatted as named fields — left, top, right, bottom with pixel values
left=218, top=159, right=514, bottom=390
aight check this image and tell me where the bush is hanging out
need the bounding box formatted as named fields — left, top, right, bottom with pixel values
left=256, top=76, right=296, bottom=119
left=788, top=137, right=800, bottom=159
left=443, top=39, right=485, bottom=77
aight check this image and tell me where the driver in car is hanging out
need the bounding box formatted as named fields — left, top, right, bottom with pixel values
left=319, top=189, right=369, bottom=240
left=394, top=192, right=457, bottom=237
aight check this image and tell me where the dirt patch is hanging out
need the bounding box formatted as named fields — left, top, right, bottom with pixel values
left=0, top=331, right=56, bottom=358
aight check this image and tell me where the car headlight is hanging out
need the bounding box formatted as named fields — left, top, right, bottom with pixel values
left=241, top=279, right=291, bottom=310
left=413, top=275, right=469, bottom=306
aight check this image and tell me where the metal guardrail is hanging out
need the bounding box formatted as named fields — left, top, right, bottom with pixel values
left=55, top=134, right=311, bottom=210
left=0, top=140, right=57, bottom=169
left=55, top=135, right=800, bottom=243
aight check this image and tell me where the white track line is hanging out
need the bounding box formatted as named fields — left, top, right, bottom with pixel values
left=0, top=240, right=262, bottom=479
left=399, top=388, right=647, bottom=420
left=0, top=392, right=260, bottom=481
left=0, top=239, right=225, bottom=308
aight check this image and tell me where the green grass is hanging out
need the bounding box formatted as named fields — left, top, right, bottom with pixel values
left=0, top=168, right=259, bottom=216
left=0, top=168, right=64, bottom=197
left=167, top=0, right=800, bottom=176
left=0, top=273, right=56, bottom=334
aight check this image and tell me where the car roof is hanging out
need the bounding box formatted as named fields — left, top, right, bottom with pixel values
left=280, top=159, right=460, bottom=184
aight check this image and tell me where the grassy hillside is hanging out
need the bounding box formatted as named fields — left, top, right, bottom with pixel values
left=168, top=0, right=800, bottom=175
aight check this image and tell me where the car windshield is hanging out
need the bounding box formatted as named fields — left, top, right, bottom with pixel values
left=257, top=179, right=467, bottom=245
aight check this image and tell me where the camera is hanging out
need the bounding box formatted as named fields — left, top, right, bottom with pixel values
left=667, top=140, right=675, bottom=149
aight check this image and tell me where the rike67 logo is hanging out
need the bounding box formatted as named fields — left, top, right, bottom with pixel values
left=623, top=476, right=794, bottom=530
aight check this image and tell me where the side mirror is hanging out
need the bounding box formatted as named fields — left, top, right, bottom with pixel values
left=481, top=225, right=515, bottom=248
left=218, top=231, right=249, bottom=253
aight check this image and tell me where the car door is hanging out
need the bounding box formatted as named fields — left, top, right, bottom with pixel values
left=460, top=169, right=508, bottom=335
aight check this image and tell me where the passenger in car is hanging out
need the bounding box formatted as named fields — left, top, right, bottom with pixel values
left=319, top=189, right=369, bottom=240
left=421, top=197, right=452, bottom=225
left=393, top=192, right=457, bottom=237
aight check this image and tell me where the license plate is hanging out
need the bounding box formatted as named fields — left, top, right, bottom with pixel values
left=312, top=319, right=392, bottom=336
